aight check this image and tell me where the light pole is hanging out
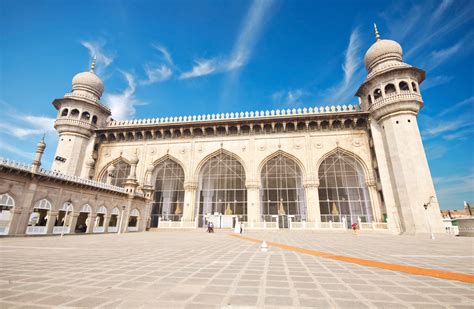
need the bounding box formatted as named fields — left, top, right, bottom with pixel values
left=423, top=196, right=435, bottom=240
left=61, top=200, right=73, bottom=238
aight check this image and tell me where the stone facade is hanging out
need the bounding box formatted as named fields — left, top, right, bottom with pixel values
left=0, top=27, right=445, bottom=235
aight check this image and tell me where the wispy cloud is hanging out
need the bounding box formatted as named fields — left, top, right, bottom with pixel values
left=103, top=71, right=144, bottom=120
left=425, top=40, right=463, bottom=70
left=180, top=59, right=217, bottom=79
left=0, top=140, right=34, bottom=160
left=0, top=115, right=55, bottom=139
left=181, top=0, right=275, bottom=80
left=425, top=143, right=447, bottom=160
left=272, top=89, right=308, bottom=107
left=421, top=75, right=454, bottom=91
left=140, top=64, right=172, bottom=85
left=422, top=114, right=472, bottom=138
left=152, top=44, right=174, bottom=66
left=80, top=40, right=114, bottom=75
left=322, top=28, right=363, bottom=103
left=439, top=96, right=474, bottom=116
left=435, top=173, right=474, bottom=196
left=432, top=0, right=454, bottom=22
left=227, top=0, right=274, bottom=71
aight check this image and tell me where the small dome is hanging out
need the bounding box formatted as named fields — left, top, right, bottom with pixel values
left=72, top=71, right=104, bottom=98
left=364, top=39, right=403, bottom=71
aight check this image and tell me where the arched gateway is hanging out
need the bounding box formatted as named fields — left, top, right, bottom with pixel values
left=196, top=152, right=247, bottom=228
left=318, top=150, right=373, bottom=227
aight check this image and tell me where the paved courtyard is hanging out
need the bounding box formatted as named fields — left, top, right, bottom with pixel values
left=0, top=230, right=473, bottom=308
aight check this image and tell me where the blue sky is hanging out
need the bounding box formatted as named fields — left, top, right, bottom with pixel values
left=0, top=0, right=472, bottom=209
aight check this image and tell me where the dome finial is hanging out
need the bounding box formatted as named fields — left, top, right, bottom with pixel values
left=374, top=23, right=381, bottom=41
left=90, top=56, right=97, bottom=73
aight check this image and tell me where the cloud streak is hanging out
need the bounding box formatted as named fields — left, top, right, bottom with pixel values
left=104, top=71, right=144, bottom=120
left=180, top=0, right=275, bottom=80
left=80, top=40, right=114, bottom=75
left=140, top=64, right=172, bottom=85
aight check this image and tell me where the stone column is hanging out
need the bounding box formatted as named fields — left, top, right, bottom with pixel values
left=183, top=182, right=197, bottom=221
left=366, top=179, right=383, bottom=222
left=304, top=180, right=320, bottom=227
left=46, top=211, right=58, bottom=234
left=103, top=214, right=111, bottom=233
left=7, top=208, right=23, bottom=236
left=14, top=181, right=38, bottom=235
left=87, top=214, right=97, bottom=233
left=246, top=181, right=260, bottom=224
left=69, top=213, right=79, bottom=234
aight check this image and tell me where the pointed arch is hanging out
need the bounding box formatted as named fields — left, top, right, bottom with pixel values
left=150, top=156, right=186, bottom=225
left=97, top=156, right=132, bottom=182
left=259, top=151, right=307, bottom=224
left=80, top=204, right=92, bottom=213
left=96, top=206, right=107, bottom=214
left=193, top=148, right=247, bottom=182
left=146, top=154, right=187, bottom=185
left=195, top=149, right=248, bottom=226
left=33, top=198, right=52, bottom=210
left=0, top=193, right=15, bottom=208
left=317, top=147, right=374, bottom=226
left=316, top=147, right=372, bottom=183
left=258, top=150, right=307, bottom=181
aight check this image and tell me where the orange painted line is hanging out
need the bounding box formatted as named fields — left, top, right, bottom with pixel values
left=230, top=234, right=474, bottom=284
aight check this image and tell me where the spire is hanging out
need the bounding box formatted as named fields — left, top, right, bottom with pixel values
left=90, top=56, right=97, bottom=73
left=374, top=23, right=381, bottom=41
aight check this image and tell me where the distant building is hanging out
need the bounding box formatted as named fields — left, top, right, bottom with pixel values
left=0, top=26, right=445, bottom=235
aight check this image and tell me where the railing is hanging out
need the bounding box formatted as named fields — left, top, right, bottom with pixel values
left=127, top=226, right=139, bottom=232
left=0, top=157, right=144, bottom=196
left=107, top=226, right=118, bottom=233
left=369, top=92, right=422, bottom=111
left=0, top=226, right=10, bottom=235
left=93, top=226, right=105, bottom=233
left=158, top=216, right=198, bottom=229
left=52, top=226, right=70, bottom=234
left=26, top=226, right=47, bottom=235
left=107, top=104, right=363, bottom=128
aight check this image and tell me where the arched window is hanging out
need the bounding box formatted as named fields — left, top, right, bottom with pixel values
left=373, top=88, right=382, bottom=100
left=70, top=109, right=80, bottom=118
left=384, top=83, right=396, bottom=95
left=318, top=151, right=373, bottom=226
left=28, top=199, right=51, bottom=227
left=197, top=153, right=247, bottom=226
left=260, top=154, right=306, bottom=227
left=411, top=82, right=418, bottom=93
left=0, top=193, right=15, bottom=235
left=150, top=159, right=185, bottom=226
left=81, top=111, right=91, bottom=121
left=399, top=81, right=409, bottom=91
left=101, top=161, right=131, bottom=187
left=92, top=115, right=98, bottom=125
left=61, top=109, right=69, bottom=117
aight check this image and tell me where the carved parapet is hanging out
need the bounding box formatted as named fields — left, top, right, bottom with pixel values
left=369, top=93, right=423, bottom=122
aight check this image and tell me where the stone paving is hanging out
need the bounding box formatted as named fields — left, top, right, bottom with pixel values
left=0, top=230, right=473, bottom=308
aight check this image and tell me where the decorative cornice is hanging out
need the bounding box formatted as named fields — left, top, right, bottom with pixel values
left=106, top=104, right=363, bottom=128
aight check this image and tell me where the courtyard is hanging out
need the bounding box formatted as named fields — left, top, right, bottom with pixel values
left=0, top=230, right=473, bottom=308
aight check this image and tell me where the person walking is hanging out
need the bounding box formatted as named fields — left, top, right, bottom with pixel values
left=239, top=222, right=244, bottom=234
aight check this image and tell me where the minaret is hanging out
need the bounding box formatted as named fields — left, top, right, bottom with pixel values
left=51, top=57, right=111, bottom=176
left=31, top=135, right=46, bottom=173
left=356, top=25, right=444, bottom=234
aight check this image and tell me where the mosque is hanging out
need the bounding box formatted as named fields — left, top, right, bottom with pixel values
left=0, top=26, right=444, bottom=236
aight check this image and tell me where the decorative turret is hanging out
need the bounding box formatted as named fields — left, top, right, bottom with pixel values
left=356, top=24, right=444, bottom=235
left=51, top=57, right=111, bottom=176
left=31, top=135, right=46, bottom=173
